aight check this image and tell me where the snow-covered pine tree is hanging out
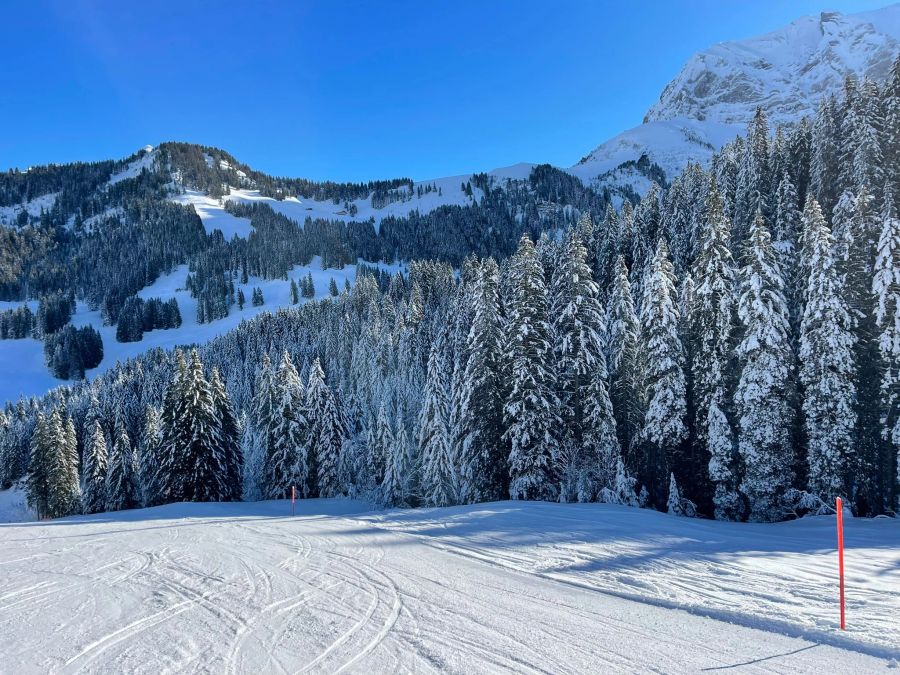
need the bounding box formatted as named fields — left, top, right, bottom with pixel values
left=706, top=389, right=741, bottom=520
left=82, top=420, right=108, bottom=514
left=460, top=258, right=506, bottom=502
left=606, top=255, right=644, bottom=466
left=139, top=406, right=161, bottom=506
left=307, top=358, right=346, bottom=498
left=811, top=95, right=841, bottom=217
left=382, top=400, right=415, bottom=506
left=579, top=365, right=620, bottom=502
left=883, top=56, right=900, bottom=195
left=800, top=197, right=857, bottom=505
left=594, top=204, right=621, bottom=292
left=773, top=172, right=802, bottom=335
left=372, top=398, right=394, bottom=493
left=873, top=186, right=900, bottom=511
left=666, top=472, right=697, bottom=517
left=267, top=350, right=309, bottom=498
left=106, top=417, right=138, bottom=512
left=418, top=330, right=458, bottom=507
left=30, top=409, right=81, bottom=519
left=734, top=107, right=771, bottom=245
left=735, top=212, right=795, bottom=521
left=838, top=187, right=885, bottom=513
left=690, top=177, right=736, bottom=460
left=26, top=412, right=51, bottom=518
left=639, top=239, right=687, bottom=506
left=156, top=349, right=230, bottom=502
left=242, top=354, right=276, bottom=501
left=209, top=367, right=243, bottom=501
left=550, top=228, right=613, bottom=501
left=504, top=234, right=559, bottom=501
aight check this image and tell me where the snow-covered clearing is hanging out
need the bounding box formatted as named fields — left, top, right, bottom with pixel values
left=0, top=499, right=896, bottom=673
left=0, top=192, right=59, bottom=227
left=172, top=163, right=535, bottom=235
left=0, top=258, right=403, bottom=405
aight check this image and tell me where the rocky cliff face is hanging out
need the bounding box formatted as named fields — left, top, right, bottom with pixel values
left=573, top=4, right=900, bottom=187
left=645, top=7, right=900, bottom=126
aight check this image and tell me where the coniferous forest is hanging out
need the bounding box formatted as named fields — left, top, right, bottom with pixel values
left=3, top=63, right=900, bottom=523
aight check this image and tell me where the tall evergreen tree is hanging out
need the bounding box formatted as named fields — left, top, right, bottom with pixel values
left=873, top=186, right=900, bottom=510
left=82, top=420, right=108, bottom=514
left=735, top=213, right=795, bottom=521
left=209, top=367, right=243, bottom=501
left=460, top=259, right=506, bottom=501
left=800, top=198, right=857, bottom=504
left=307, top=358, right=346, bottom=498
left=550, top=229, right=611, bottom=500
left=690, top=177, right=736, bottom=463
left=639, top=240, right=688, bottom=506
left=504, top=235, right=559, bottom=501
left=106, top=417, right=138, bottom=512
left=419, top=330, right=458, bottom=506
left=606, top=256, right=644, bottom=466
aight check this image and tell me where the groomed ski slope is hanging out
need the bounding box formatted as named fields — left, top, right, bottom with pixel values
left=0, top=500, right=897, bottom=673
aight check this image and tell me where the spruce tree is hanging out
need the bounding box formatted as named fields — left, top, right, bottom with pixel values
left=639, top=240, right=687, bottom=506
left=209, top=367, right=243, bottom=501
left=690, top=177, right=736, bottom=459
left=419, top=331, right=457, bottom=506
left=706, top=389, right=741, bottom=520
left=307, top=358, right=346, bottom=498
left=82, top=420, right=108, bottom=514
left=550, top=229, right=612, bottom=500
left=504, top=235, right=559, bottom=501
left=460, top=259, right=506, bottom=502
left=735, top=213, right=795, bottom=521
left=873, top=187, right=900, bottom=510
left=106, top=418, right=138, bottom=512
left=607, top=256, right=644, bottom=465
left=800, top=198, right=857, bottom=504
left=773, top=172, right=802, bottom=335
left=267, top=350, right=309, bottom=498
left=26, top=413, right=51, bottom=518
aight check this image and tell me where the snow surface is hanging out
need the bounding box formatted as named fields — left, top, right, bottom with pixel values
left=0, top=192, right=59, bottom=227
left=109, top=149, right=158, bottom=185
left=0, top=257, right=402, bottom=405
left=171, top=163, right=535, bottom=235
left=0, top=499, right=896, bottom=672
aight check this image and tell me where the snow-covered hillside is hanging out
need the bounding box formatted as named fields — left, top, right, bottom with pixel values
left=0, top=258, right=401, bottom=404
left=575, top=3, right=900, bottom=185
left=1, top=499, right=896, bottom=672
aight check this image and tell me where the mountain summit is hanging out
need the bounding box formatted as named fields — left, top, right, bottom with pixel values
left=573, top=3, right=900, bottom=184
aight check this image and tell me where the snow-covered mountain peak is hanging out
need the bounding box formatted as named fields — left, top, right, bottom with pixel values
left=644, top=4, right=900, bottom=127
left=572, top=3, right=900, bottom=188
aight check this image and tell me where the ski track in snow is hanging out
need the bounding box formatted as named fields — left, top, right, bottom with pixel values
left=0, top=499, right=897, bottom=674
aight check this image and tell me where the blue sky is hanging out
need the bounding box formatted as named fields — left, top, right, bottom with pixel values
left=0, top=0, right=892, bottom=181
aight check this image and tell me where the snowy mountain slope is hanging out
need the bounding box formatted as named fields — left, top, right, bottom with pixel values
left=0, top=258, right=402, bottom=404
left=575, top=3, right=900, bottom=185
left=173, top=163, right=536, bottom=233
left=0, top=499, right=896, bottom=672
left=646, top=5, right=900, bottom=126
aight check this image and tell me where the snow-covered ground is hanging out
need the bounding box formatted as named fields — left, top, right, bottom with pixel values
left=0, top=192, right=59, bottom=227
left=0, top=499, right=896, bottom=673
left=0, top=257, right=402, bottom=405
left=173, top=163, right=535, bottom=235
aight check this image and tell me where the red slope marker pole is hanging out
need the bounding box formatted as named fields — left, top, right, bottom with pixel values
left=836, top=496, right=845, bottom=630
left=291, top=485, right=296, bottom=517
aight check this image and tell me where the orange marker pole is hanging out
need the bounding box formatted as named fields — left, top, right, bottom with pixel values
left=836, top=496, right=845, bottom=630
left=291, top=485, right=296, bottom=517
